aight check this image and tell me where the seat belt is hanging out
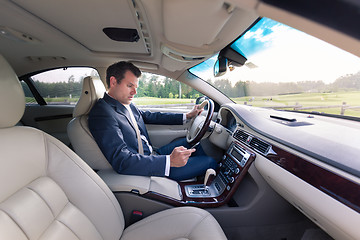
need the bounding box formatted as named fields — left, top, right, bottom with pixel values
left=133, top=120, right=144, bottom=154
left=125, top=105, right=144, bottom=154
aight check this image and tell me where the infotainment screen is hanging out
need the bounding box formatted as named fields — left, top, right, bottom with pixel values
left=230, top=145, right=250, bottom=167
left=231, top=148, right=243, bottom=162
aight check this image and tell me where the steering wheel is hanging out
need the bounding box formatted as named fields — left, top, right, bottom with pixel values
left=186, top=98, right=214, bottom=145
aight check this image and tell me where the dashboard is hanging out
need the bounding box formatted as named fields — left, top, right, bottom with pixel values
left=208, top=103, right=360, bottom=240
left=223, top=111, right=237, bottom=133
left=147, top=134, right=257, bottom=208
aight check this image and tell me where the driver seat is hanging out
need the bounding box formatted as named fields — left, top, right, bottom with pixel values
left=67, top=76, right=112, bottom=170
left=67, top=74, right=198, bottom=192
left=0, top=54, right=227, bottom=239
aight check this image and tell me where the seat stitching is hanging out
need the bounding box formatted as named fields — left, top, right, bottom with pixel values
left=38, top=217, right=81, bottom=240
left=44, top=135, right=123, bottom=236
left=45, top=136, right=122, bottom=215
left=24, top=185, right=70, bottom=238
left=59, top=202, right=104, bottom=240
left=48, top=137, right=121, bottom=213
left=186, top=213, right=211, bottom=238
left=0, top=209, right=30, bottom=239
left=79, top=115, right=92, bottom=136
left=55, top=218, right=81, bottom=240
left=26, top=182, right=67, bottom=219
left=42, top=131, right=49, bottom=176
left=0, top=129, right=47, bottom=205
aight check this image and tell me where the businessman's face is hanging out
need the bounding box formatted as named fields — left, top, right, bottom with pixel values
left=108, top=70, right=139, bottom=105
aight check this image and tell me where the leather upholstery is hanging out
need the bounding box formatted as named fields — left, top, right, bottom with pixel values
left=0, top=54, right=227, bottom=240
left=0, top=55, right=25, bottom=128
left=0, top=55, right=124, bottom=239
left=73, top=76, right=107, bottom=117
left=0, top=127, right=125, bottom=240
left=98, top=169, right=183, bottom=200
left=121, top=207, right=227, bottom=240
left=67, top=74, right=182, bottom=198
left=97, top=169, right=151, bottom=194
left=67, top=76, right=112, bottom=170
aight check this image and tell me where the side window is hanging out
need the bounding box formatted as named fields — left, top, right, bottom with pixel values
left=133, top=72, right=202, bottom=108
left=22, top=67, right=99, bottom=105
left=21, top=81, right=37, bottom=104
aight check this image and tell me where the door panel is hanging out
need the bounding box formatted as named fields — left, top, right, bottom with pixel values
left=22, top=105, right=74, bottom=146
left=146, top=123, right=190, bottom=148
left=141, top=107, right=189, bottom=148
left=143, top=107, right=219, bottom=148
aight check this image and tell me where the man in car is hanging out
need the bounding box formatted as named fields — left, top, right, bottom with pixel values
left=88, top=61, right=217, bottom=181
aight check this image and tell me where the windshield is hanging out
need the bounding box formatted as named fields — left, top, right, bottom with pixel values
left=190, top=18, right=360, bottom=118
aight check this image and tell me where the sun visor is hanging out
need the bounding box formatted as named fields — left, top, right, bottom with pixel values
left=163, top=0, right=233, bottom=47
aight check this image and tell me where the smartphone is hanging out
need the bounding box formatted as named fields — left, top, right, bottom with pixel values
left=190, top=142, right=200, bottom=149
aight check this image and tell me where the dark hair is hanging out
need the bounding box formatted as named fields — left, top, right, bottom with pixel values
left=106, top=61, right=141, bottom=88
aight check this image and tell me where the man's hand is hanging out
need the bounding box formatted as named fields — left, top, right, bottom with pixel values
left=170, top=146, right=195, bottom=167
left=186, top=104, right=204, bottom=120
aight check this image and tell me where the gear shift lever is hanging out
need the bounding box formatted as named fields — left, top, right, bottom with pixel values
left=204, top=168, right=216, bottom=187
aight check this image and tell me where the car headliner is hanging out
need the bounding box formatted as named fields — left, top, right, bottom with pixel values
left=0, top=0, right=359, bottom=81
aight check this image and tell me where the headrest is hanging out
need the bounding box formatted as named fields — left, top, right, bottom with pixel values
left=73, top=76, right=106, bottom=117
left=0, top=55, right=25, bottom=128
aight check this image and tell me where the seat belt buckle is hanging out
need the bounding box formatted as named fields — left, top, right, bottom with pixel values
left=129, top=210, right=144, bottom=225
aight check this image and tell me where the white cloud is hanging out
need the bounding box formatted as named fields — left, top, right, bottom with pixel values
left=228, top=23, right=360, bottom=84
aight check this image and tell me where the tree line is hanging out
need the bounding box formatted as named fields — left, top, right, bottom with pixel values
left=136, top=73, right=201, bottom=99
left=210, top=71, right=360, bottom=98
left=22, top=71, right=359, bottom=100
left=22, top=73, right=201, bottom=99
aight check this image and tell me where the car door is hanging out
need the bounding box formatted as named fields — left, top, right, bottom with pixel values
left=20, top=67, right=100, bottom=146
left=140, top=107, right=191, bottom=148
left=134, top=72, right=204, bottom=148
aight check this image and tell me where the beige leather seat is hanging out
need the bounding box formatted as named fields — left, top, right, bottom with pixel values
left=67, top=75, right=112, bottom=170
left=0, top=54, right=227, bottom=240
left=66, top=75, right=190, bottom=202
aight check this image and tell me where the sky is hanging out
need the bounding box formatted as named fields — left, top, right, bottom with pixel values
left=191, top=18, right=360, bottom=85
left=34, top=18, right=360, bottom=85
left=32, top=67, right=97, bottom=83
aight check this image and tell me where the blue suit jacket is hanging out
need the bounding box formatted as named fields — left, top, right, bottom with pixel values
left=88, top=93, right=183, bottom=176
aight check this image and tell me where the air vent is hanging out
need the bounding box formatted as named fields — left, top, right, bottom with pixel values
left=234, top=130, right=249, bottom=143
left=130, top=0, right=152, bottom=54
left=249, top=138, right=270, bottom=154
left=234, top=130, right=270, bottom=155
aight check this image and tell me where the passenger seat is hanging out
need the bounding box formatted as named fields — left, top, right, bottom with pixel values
left=0, top=54, right=227, bottom=240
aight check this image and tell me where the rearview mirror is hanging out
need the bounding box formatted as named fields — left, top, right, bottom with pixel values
left=214, top=45, right=247, bottom=77
left=214, top=56, right=228, bottom=77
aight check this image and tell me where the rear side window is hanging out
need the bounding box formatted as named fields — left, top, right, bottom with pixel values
left=21, top=81, right=37, bottom=104
left=23, top=67, right=99, bottom=105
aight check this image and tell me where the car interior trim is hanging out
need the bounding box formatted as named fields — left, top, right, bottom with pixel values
left=269, top=143, right=360, bottom=214
left=224, top=104, right=360, bottom=178
left=34, top=114, right=73, bottom=122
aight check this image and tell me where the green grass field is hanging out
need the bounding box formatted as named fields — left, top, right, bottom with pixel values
left=131, top=92, right=360, bottom=117
left=33, top=91, right=360, bottom=118
left=232, top=91, right=360, bottom=117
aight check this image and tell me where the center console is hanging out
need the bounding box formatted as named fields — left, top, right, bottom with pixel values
left=184, top=143, right=254, bottom=203
left=145, top=141, right=256, bottom=207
